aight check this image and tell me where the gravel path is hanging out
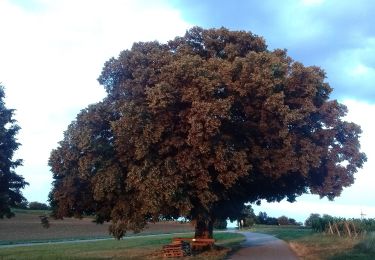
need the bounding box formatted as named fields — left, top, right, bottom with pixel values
left=228, top=232, right=299, bottom=260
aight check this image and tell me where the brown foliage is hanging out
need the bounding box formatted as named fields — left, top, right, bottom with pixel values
left=49, top=27, right=366, bottom=239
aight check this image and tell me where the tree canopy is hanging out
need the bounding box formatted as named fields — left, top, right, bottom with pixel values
left=49, top=27, right=367, bottom=239
left=0, top=85, right=28, bottom=218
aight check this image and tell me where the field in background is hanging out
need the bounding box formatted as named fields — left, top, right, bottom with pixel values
left=250, top=225, right=375, bottom=259
left=5, top=210, right=375, bottom=259
left=0, top=209, right=246, bottom=259
left=0, top=209, right=194, bottom=244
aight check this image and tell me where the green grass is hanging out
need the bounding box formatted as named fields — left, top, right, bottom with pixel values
left=0, top=230, right=195, bottom=246
left=0, top=236, right=112, bottom=246
left=250, top=224, right=312, bottom=241
left=11, top=208, right=51, bottom=215
left=329, top=232, right=375, bottom=260
left=357, top=232, right=375, bottom=254
left=0, top=232, right=245, bottom=260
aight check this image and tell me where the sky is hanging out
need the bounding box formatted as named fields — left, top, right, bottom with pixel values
left=0, top=0, right=374, bottom=223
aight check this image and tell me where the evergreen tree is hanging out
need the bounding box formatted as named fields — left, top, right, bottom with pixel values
left=0, top=85, right=28, bottom=218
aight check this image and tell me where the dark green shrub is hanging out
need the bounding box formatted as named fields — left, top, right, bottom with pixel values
left=28, top=201, right=50, bottom=210
left=278, top=216, right=289, bottom=225
left=214, top=219, right=227, bottom=229
left=243, top=217, right=256, bottom=227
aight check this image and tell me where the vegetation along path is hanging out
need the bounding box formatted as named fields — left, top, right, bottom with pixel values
left=229, top=232, right=299, bottom=260
left=0, top=231, right=195, bottom=249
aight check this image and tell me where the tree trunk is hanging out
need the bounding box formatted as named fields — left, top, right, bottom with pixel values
left=194, top=219, right=213, bottom=238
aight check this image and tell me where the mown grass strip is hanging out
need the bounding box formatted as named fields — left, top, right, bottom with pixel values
left=249, top=225, right=375, bottom=259
left=0, top=232, right=245, bottom=260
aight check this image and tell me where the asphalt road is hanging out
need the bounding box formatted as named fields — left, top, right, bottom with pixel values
left=228, top=232, right=299, bottom=260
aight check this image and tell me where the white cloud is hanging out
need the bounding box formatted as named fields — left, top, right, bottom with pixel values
left=343, top=99, right=374, bottom=158
left=322, top=44, right=375, bottom=99
left=0, top=0, right=191, bottom=202
left=350, top=64, right=371, bottom=76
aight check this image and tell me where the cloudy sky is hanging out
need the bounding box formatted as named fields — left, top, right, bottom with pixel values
left=1, top=0, right=374, bottom=223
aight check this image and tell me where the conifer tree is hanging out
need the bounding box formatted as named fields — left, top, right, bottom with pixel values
left=0, top=85, right=28, bottom=218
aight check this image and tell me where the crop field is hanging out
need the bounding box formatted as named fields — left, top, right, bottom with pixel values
left=0, top=209, right=194, bottom=244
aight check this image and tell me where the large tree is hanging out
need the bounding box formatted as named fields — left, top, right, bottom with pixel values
left=49, top=27, right=366, bottom=239
left=0, top=85, right=28, bottom=218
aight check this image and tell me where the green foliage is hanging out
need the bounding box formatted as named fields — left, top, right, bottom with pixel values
left=311, top=214, right=335, bottom=232
left=49, top=27, right=367, bottom=239
left=0, top=85, right=28, bottom=218
left=28, top=201, right=50, bottom=210
left=256, top=212, right=278, bottom=225
left=309, top=214, right=375, bottom=236
left=266, top=218, right=279, bottom=226
left=238, top=205, right=257, bottom=228
left=257, top=212, right=268, bottom=224
left=14, top=200, right=29, bottom=209
left=361, top=219, right=375, bottom=232
left=256, top=212, right=298, bottom=226
left=277, top=215, right=289, bottom=225
left=213, top=219, right=227, bottom=229
left=288, top=218, right=298, bottom=225
left=305, top=213, right=321, bottom=227
left=243, top=217, right=256, bottom=228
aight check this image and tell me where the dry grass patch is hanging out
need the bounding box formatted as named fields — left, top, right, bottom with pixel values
left=248, top=225, right=371, bottom=260
left=289, top=236, right=357, bottom=260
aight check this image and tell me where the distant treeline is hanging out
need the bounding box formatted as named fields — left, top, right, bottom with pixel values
left=214, top=207, right=302, bottom=230
left=305, top=213, right=375, bottom=237
left=15, top=201, right=50, bottom=210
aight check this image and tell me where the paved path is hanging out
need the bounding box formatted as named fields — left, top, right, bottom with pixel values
left=228, top=232, right=299, bottom=260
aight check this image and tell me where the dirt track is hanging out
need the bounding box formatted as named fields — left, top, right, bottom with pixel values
left=228, top=232, right=299, bottom=260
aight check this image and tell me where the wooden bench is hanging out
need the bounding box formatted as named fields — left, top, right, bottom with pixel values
left=172, top=237, right=193, bottom=243
left=172, top=237, right=215, bottom=250
left=191, top=238, right=215, bottom=250
left=163, top=240, right=191, bottom=258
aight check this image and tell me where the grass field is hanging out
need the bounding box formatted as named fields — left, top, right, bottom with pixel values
left=0, top=232, right=245, bottom=259
left=0, top=209, right=194, bottom=245
left=0, top=209, right=245, bottom=259
left=5, top=210, right=375, bottom=259
left=250, top=225, right=375, bottom=259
